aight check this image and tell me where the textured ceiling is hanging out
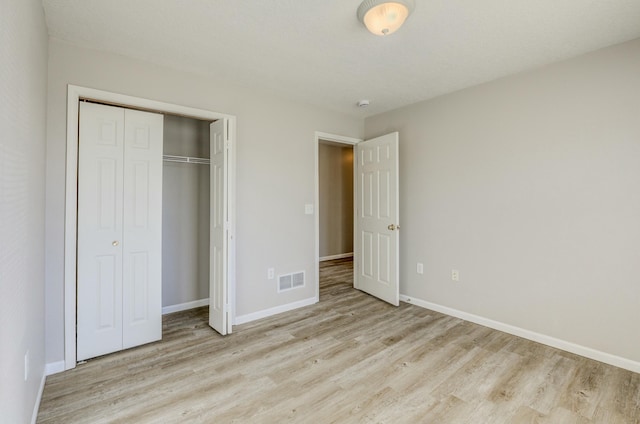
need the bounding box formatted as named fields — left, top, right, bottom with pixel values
left=42, top=0, right=640, bottom=117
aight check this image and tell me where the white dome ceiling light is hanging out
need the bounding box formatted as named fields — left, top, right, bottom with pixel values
left=357, top=0, right=415, bottom=36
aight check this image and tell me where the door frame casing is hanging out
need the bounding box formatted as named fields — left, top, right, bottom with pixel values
left=314, top=132, right=362, bottom=300
left=64, top=85, right=237, bottom=370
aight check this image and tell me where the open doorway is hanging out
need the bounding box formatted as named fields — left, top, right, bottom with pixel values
left=162, top=115, right=212, bottom=315
left=319, top=141, right=354, bottom=261
left=314, top=132, right=361, bottom=301
left=319, top=140, right=354, bottom=300
left=314, top=131, right=401, bottom=307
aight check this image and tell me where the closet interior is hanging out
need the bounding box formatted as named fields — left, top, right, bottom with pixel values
left=162, top=114, right=213, bottom=313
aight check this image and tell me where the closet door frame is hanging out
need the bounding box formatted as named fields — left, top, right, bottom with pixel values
left=64, top=85, right=237, bottom=371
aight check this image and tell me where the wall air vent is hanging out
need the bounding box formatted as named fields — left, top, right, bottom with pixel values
left=292, top=272, right=304, bottom=288
left=278, top=271, right=305, bottom=292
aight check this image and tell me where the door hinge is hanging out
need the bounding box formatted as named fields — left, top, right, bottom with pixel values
left=224, top=221, right=230, bottom=230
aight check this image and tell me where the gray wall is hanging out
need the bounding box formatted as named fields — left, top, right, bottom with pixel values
left=0, top=0, right=48, bottom=421
left=44, top=39, right=363, bottom=364
left=162, top=115, right=210, bottom=307
left=365, top=39, right=640, bottom=364
left=319, top=143, right=354, bottom=258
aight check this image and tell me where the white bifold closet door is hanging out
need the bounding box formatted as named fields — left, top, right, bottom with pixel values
left=77, top=101, right=163, bottom=361
left=208, top=119, right=230, bottom=335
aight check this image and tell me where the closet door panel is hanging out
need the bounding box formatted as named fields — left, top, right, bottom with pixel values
left=209, top=119, right=228, bottom=335
left=95, top=255, right=118, bottom=327
left=129, top=251, right=149, bottom=322
left=122, top=108, right=164, bottom=349
left=77, top=102, right=125, bottom=361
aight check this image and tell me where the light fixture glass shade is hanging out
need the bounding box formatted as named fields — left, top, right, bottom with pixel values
left=357, top=0, right=415, bottom=36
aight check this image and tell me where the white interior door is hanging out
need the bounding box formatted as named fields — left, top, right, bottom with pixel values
left=209, top=119, right=229, bottom=335
left=77, top=102, right=125, bottom=360
left=121, top=108, right=164, bottom=349
left=354, top=132, right=400, bottom=306
left=77, top=102, right=163, bottom=361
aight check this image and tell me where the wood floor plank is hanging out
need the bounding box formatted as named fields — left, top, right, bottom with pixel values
left=511, top=406, right=542, bottom=423
left=37, top=258, right=640, bottom=423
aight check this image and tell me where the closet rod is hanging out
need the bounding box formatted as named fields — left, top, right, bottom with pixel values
left=162, top=154, right=210, bottom=165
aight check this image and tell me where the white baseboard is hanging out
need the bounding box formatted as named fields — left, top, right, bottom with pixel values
left=31, top=372, right=46, bottom=424
left=399, top=294, right=640, bottom=374
left=162, top=298, right=209, bottom=315
left=235, top=296, right=318, bottom=325
left=319, top=252, right=354, bottom=262
left=45, top=361, right=65, bottom=376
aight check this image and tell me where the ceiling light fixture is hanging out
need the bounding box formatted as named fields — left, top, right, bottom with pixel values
left=357, top=0, right=415, bottom=36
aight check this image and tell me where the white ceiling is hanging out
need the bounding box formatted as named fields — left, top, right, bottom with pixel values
left=42, top=0, right=640, bottom=117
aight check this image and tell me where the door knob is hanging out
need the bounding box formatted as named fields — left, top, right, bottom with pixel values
left=112, top=241, right=119, bottom=246
left=388, top=224, right=400, bottom=231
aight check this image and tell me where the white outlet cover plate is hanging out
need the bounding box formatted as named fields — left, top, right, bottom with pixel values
left=451, top=269, right=459, bottom=281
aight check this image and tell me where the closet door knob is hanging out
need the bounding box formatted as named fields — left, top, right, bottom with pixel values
left=112, top=241, right=119, bottom=246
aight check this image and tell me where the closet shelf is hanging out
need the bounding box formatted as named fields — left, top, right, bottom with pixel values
left=163, top=154, right=210, bottom=165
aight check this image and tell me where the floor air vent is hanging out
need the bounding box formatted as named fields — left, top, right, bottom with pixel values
left=278, top=271, right=305, bottom=292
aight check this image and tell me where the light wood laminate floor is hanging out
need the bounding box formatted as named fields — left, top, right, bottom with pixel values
left=38, top=258, right=640, bottom=423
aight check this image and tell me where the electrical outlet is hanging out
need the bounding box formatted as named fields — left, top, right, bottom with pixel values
left=24, top=350, right=29, bottom=381
left=267, top=268, right=275, bottom=280
left=451, top=269, right=459, bottom=281
left=416, top=262, right=424, bottom=274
